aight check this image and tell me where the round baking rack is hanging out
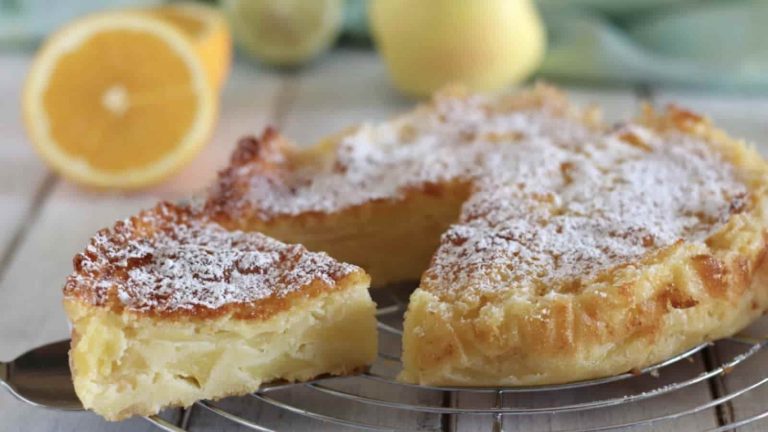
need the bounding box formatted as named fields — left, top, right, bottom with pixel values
left=140, top=285, right=768, bottom=431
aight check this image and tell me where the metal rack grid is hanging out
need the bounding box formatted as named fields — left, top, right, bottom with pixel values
left=140, top=285, right=768, bottom=431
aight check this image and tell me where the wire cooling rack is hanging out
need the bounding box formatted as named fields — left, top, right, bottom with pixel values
left=140, top=284, right=768, bottom=431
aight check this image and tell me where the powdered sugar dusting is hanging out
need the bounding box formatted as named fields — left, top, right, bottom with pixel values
left=225, top=94, right=590, bottom=217
left=65, top=204, right=358, bottom=313
left=428, top=125, right=746, bottom=296
left=217, top=91, right=747, bottom=296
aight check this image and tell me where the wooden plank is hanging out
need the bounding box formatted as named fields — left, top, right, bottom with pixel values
left=280, top=48, right=411, bottom=146
left=655, top=90, right=768, bottom=431
left=0, top=60, right=283, bottom=431
left=281, top=62, right=640, bottom=147
left=0, top=394, right=180, bottom=432
left=710, top=317, right=768, bottom=431
left=450, top=354, right=717, bottom=432
left=0, top=54, right=51, bottom=257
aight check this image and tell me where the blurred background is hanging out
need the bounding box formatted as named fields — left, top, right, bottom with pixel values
left=1, top=0, right=768, bottom=430
left=3, top=0, right=768, bottom=192
left=5, top=0, right=768, bottom=89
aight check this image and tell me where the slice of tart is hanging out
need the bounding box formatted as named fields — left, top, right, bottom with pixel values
left=63, top=202, right=377, bottom=421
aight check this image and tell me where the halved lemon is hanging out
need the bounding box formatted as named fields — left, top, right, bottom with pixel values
left=22, top=5, right=231, bottom=189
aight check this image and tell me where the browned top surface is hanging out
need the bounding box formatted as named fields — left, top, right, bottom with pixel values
left=63, top=202, right=362, bottom=319
left=206, top=86, right=753, bottom=301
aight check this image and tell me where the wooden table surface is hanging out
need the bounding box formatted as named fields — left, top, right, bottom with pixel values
left=1, top=49, right=767, bottom=432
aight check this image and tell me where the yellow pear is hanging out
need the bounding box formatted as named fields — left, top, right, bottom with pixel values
left=369, top=0, right=546, bottom=97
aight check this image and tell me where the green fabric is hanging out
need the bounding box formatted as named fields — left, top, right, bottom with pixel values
left=536, top=0, right=768, bottom=89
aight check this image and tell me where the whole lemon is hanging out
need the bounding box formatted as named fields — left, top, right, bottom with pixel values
left=370, top=0, right=546, bottom=97
left=224, top=0, right=343, bottom=67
